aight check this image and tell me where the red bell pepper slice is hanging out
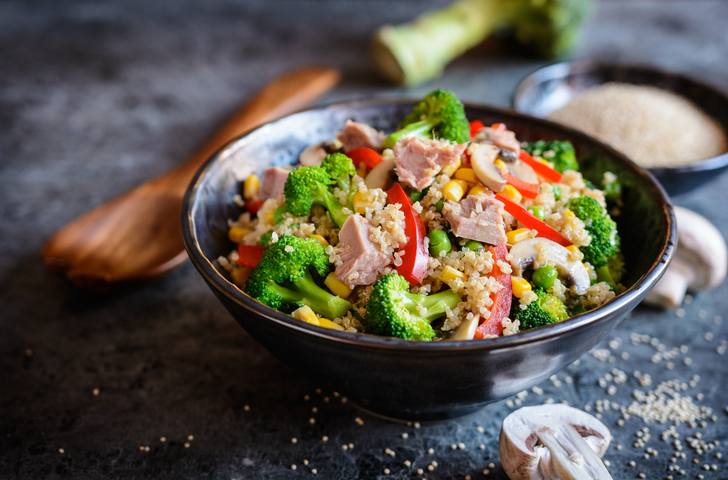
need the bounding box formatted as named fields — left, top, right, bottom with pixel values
left=246, top=199, right=265, bottom=215
left=495, top=162, right=539, bottom=199
left=236, top=245, right=268, bottom=268
left=474, top=244, right=512, bottom=338
left=347, top=148, right=383, bottom=170
left=469, top=120, right=485, bottom=139
left=518, top=150, right=562, bottom=183
left=495, top=194, right=572, bottom=247
left=386, top=183, right=429, bottom=284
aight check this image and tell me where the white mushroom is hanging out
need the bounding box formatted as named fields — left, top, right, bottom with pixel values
left=499, top=404, right=613, bottom=480
left=509, top=238, right=590, bottom=295
left=470, top=142, right=506, bottom=192
left=364, top=156, right=396, bottom=190
left=643, top=206, right=727, bottom=308
left=450, top=315, right=479, bottom=340
left=506, top=159, right=539, bottom=185
left=299, top=142, right=328, bottom=166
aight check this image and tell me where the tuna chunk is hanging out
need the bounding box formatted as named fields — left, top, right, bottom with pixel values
left=474, top=126, right=521, bottom=154
left=393, top=137, right=466, bottom=191
left=259, top=166, right=291, bottom=201
left=335, top=214, right=392, bottom=288
left=336, top=120, right=386, bottom=152
left=442, top=195, right=507, bottom=245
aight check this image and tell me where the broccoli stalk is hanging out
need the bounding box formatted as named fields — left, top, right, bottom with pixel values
left=283, top=153, right=356, bottom=228
left=365, top=273, right=462, bottom=341
left=372, top=0, right=592, bottom=86
left=567, top=195, right=620, bottom=269
left=523, top=140, right=579, bottom=173
left=382, top=90, right=470, bottom=148
left=244, top=235, right=352, bottom=319
left=512, top=289, right=569, bottom=331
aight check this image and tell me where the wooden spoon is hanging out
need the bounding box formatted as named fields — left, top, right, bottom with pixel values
left=42, top=66, right=340, bottom=289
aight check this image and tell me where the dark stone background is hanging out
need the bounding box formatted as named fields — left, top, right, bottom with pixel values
left=1, top=1, right=727, bottom=478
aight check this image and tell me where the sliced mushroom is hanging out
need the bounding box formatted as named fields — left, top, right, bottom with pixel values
left=298, top=140, right=343, bottom=166
left=506, top=159, right=538, bottom=185
left=499, top=404, right=612, bottom=480
left=643, top=206, right=727, bottom=308
left=470, top=142, right=506, bottom=192
left=364, top=157, right=396, bottom=190
left=450, top=315, right=479, bottom=340
left=509, top=237, right=590, bottom=295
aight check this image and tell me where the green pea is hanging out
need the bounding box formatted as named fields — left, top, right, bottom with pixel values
left=273, top=205, right=288, bottom=224
left=532, top=265, right=558, bottom=289
left=428, top=229, right=451, bottom=257
left=259, top=231, right=273, bottom=247
left=551, top=184, right=562, bottom=201
left=435, top=199, right=444, bottom=213
left=406, top=185, right=425, bottom=203
left=527, top=205, right=545, bottom=221
left=462, top=240, right=484, bottom=253
left=604, top=181, right=622, bottom=203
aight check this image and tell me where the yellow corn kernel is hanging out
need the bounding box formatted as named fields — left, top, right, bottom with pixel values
left=228, top=227, right=252, bottom=244
left=441, top=158, right=461, bottom=177
left=356, top=163, right=368, bottom=179
left=566, top=245, right=579, bottom=254
left=315, top=317, right=345, bottom=331
left=309, top=234, right=329, bottom=247
left=494, top=159, right=508, bottom=174
left=501, top=184, right=522, bottom=203
left=230, top=267, right=252, bottom=289
left=264, top=210, right=275, bottom=225
left=437, top=266, right=467, bottom=286
left=468, top=184, right=489, bottom=196
left=352, top=190, right=369, bottom=215
left=293, top=305, right=318, bottom=324
left=324, top=272, right=353, bottom=298
left=453, top=168, right=479, bottom=184
left=243, top=174, right=260, bottom=200
left=443, top=179, right=468, bottom=202
left=506, top=228, right=532, bottom=245
left=564, top=209, right=575, bottom=218
left=511, top=276, right=532, bottom=299
left=537, top=158, right=553, bottom=167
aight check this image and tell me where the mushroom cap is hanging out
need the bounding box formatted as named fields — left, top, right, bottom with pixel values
left=509, top=237, right=591, bottom=295
left=499, top=404, right=612, bottom=480
left=470, top=142, right=507, bottom=192
left=673, top=206, right=727, bottom=291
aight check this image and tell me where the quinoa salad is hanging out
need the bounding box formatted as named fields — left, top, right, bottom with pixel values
left=218, top=90, right=625, bottom=341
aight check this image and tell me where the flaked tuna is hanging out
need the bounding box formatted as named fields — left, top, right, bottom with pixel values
left=336, top=120, right=386, bottom=152
left=393, top=137, right=466, bottom=191
left=474, top=126, right=521, bottom=154
left=442, top=194, right=507, bottom=245
left=259, top=166, right=291, bottom=201
left=335, top=214, right=392, bottom=288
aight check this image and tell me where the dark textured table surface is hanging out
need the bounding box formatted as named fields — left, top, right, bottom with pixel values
left=2, top=1, right=728, bottom=479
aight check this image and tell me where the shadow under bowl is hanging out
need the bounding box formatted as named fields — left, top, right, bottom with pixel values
left=182, top=99, right=675, bottom=422
left=512, top=60, right=728, bottom=196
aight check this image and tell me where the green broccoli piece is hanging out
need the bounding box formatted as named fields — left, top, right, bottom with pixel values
left=365, top=273, right=462, bottom=341
left=283, top=154, right=355, bottom=228
left=382, top=90, right=470, bottom=148
left=512, top=289, right=569, bottom=331
left=244, top=235, right=352, bottom=319
left=371, top=0, right=592, bottom=86
left=607, top=252, right=625, bottom=284
left=523, top=140, right=579, bottom=173
left=567, top=195, right=620, bottom=269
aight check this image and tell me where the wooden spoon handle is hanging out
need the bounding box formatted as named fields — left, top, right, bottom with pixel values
left=176, top=66, right=341, bottom=182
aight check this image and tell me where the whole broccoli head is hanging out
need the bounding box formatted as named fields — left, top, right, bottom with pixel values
left=512, top=289, right=569, bottom=331
left=244, top=235, right=352, bottom=319
left=382, top=90, right=470, bottom=148
left=523, top=140, right=579, bottom=173
left=283, top=158, right=353, bottom=228
left=365, top=273, right=462, bottom=341
left=567, top=195, right=620, bottom=269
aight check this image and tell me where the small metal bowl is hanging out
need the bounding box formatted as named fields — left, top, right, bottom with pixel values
left=512, top=60, right=728, bottom=195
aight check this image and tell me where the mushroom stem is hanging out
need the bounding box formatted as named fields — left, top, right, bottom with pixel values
left=643, top=259, right=693, bottom=308
left=536, top=424, right=613, bottom=480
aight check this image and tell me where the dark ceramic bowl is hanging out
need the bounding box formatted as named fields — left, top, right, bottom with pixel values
left=512, top=60, right=728, bottom=196
left=181, top=99, right=675, bottom=422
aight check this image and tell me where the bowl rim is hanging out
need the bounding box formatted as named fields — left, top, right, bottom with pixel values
left=511, top=59, right=728, bottom=174
left=181, top=97, right=676, bottom=353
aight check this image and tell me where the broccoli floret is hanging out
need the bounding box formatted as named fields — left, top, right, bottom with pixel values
left=567, top=195, right=620, bottom=269
left=607, top=252, right=625, bottom=284
left=283, top=154, right=355, bottom=228
left=512, top=289, right=569, bottom=331
left=382, top=90, right=470, bottom=148
left=365, top=273, right=462, bottom=341
left=244, top=235, right=352, bottom=319
left=523, top=140, right=579, bottom=173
